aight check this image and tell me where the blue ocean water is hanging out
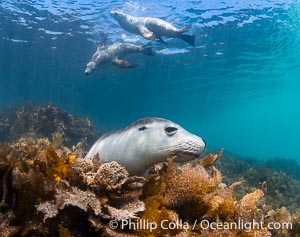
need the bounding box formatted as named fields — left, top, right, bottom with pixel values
left=0, top=0, right=300, bottom=160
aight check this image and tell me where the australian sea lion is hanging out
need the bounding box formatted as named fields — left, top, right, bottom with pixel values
left=110, top=10, right=195, bottom=46
left=85, top=43, right=153, bottom=75
left=85, top=117, right=206, bottom=175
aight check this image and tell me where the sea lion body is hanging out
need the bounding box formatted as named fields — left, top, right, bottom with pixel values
left=110, top=10, right=195, bottom=46
left=85, top=43, right=153, bottom=75
left=85, top=117, right=206, bottom=174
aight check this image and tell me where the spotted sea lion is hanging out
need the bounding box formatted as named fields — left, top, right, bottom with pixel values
left=85, top=117, right=206, bottom=175
left=110, top=10, right=195, bottom=46
left=85, top=43, right=153, bottom=75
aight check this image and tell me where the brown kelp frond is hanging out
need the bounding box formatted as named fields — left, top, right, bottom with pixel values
left=138, top=150, right=297, bottom=236
left=0, top=142, right=299, bottom=236
left=200, top=149, right=224, bottom=168
left=215, top=150, right=300, bottom=212
left=0, top=140, right=145, bottom=236
left=234, top=189, right=265, bottom=221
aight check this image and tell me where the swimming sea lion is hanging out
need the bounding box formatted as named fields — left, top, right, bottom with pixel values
left=110, top=10, right=195, bottom=46
left=85, top=117, right=206, bottom=175
left=85, top=43, right=153, bottom=75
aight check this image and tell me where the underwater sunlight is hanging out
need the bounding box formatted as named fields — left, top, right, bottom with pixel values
left=1, top=0, right=300, bottom=236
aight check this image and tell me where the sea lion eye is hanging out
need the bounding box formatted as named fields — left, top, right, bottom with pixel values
left=164, top=126, right=178, bottom=136
left=139, top=126, right=147, bottom=131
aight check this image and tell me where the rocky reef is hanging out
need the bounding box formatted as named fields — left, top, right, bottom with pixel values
left=0, top=103, right=99, bottom=148
left=0, top=139, right=145, bottom=236
left=0, top=140, right=300, bottom=236
left=0, top=104, right=300, bottom=236
left=215, top=151, right=300, bottom=212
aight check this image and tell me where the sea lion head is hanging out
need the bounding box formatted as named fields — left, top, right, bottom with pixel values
left=86, top=117, right=206, bottom=174
left=85, top=61, right=96, bottom=75
left=115, top=117, right=207, bottom=164
left=133, top=118, right=206, bottom=163
left=110, top=9, right=127, bottom=22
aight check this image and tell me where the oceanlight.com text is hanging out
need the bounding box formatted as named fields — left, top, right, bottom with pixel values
left=199, top=219, right=292, bottom=232
left=109, top=218, right=293, bottom=232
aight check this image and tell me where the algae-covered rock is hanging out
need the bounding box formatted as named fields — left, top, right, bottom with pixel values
left=215, top=150, right=300, bottom=212
left=0, top=142, right=299, bottom=236
left=0, top=140, right=146, bottom=236
left=0, top=103, right=99, bottom=148
left=137, top=156, right=270, bottom=236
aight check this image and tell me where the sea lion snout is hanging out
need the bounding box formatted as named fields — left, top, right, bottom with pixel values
left=84, top=68, right=92, bottom=75
left=172, top=133, right=206, bottom=162
left=202, top=138, right=207, bottom=147
left=163, top=123, right=206, bottom=156
left=110, top=9, right=116, bottom=15
left=85, top=62, right=96, bottom=75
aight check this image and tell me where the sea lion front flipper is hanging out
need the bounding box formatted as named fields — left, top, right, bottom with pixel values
left=113, top=59, right=137, bottom=68
left=138, top=26, right=155, bottom=40
left=156, top=36, right=167, bottom=44
left=178, top=25, right=192, bottom=33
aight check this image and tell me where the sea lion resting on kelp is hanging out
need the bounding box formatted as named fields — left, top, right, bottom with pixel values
left=86, top=117, right=206, bottom=175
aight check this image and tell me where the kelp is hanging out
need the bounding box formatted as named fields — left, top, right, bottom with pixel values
left=1, top=139, right=299, bottom=236
left=0, top=103, right=99, bottom=148
left=0, top=105, right=300, bottom=236
left=0, top=140, right=145, bottom=236
left=215, top=150, right=300, bottom=212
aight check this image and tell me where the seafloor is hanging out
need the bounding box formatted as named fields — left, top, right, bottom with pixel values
left=0, top=104, right=300, bottom=237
